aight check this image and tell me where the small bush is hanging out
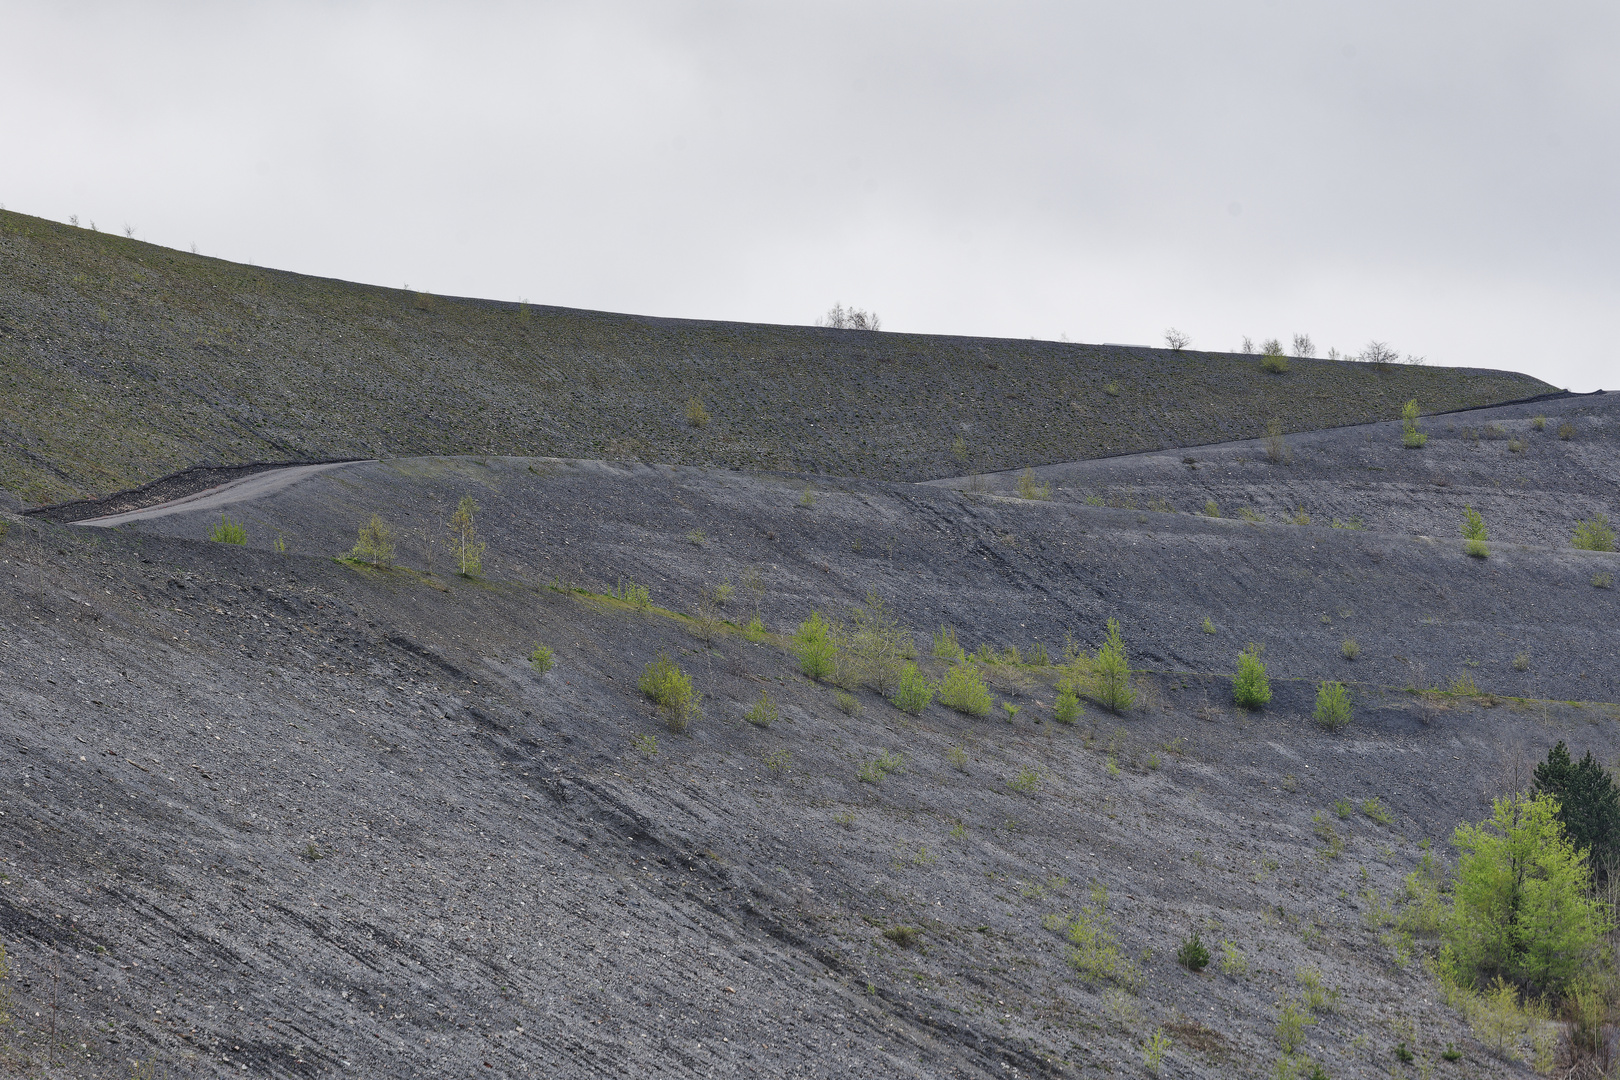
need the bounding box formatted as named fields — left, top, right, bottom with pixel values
left=1057, top=884, right=1137, bottom=989
left=710, top=579, right=734, bottom=606
left=347, top=513, right=393, bottom=566
left=1028, top=642, right=1050, bottom=666
left=639, top=654, right=699, bottom=732
left=744, top=692, right=778, bottom=727
left=1094, top=619, right=1135, bottom=713
left=946, top=744, right=968, bottom=770
left=1532, top=415, right=1547, bottom=430
left=209, top=515, right=247, bottom=545
left=858, top=750, right=904, bottom=783
left=1276, top=998, right=1316, bottom=1054
left=631, top=733, right=658, bottom=755
left=889, top=662, right=936, bottom=715
left=938, top=663, right=992, bottom=717
left=1143, top=1028, right=1171, bottom=1073
left=798, top=486, right=815, bottom=508
left=1204, top=499, right=1220, bottom=518
left=1260, top=352, right=1289, bottom=374
left=1008, top=766, right=1041, bottom=794
left=1461, top=506, right=1489, bottom=560
left=1017, top=468, right=1052, bottom=500
left=529, top=645, right=554, bottom=674
left=1202, top=616, right=1217, bottom=635
left=614, top=577, right=652, bottom=610
left=1052, top=687, right=1080, bottom=724
left=950, top=434, right=969, bottom=463
left=1001, top=701, right=1021, bottom=722
left=1233, top=643, right=1271, bottom=709
left=883, top=925, right=920, bottom=948
left=1333, top=798, right=1353, bottom=819
left=1507, top=438, right=1526, bottom=453
left=1177, top=930, right=1211, bottom=972
left=1265, top=418, right=1291, bottom=463
left=1558, top=421, right=1575, bottom=440
left=1237, top=506, right=1265, bottom=523
left=1340, top=638, right=1359, bottom=661
left=740, top=614, right=770, bottom=642
left=835, top=690, right=862, bottom=716
left=793, top=612, right=837, bottom=680
left=1218, top=940, right=1247, bottom=975
left=763, top=749, right=791, bottom=772
left=1314, top=680, right=1351, bottom=731
left=685, top=397, right=710, bottom=427
left=1361, top=797, right=1393, bottom=825
left=1401, top=399, right=1427, bottom=448
left=1513, top=651, right=1530, bottom=672
left=1572, top=514, right=1616, bottom=552
left=1595, top=572, right=1615, bottom=589
left=932, top=625, right=966, bottom=662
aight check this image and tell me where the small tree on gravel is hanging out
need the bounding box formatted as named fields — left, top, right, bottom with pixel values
left=1401, top=399, right=1428, bottom=448
left=1314, top=681, right=1351, bottom=731
left=348, top=514, right=394, bottom=567
left=817, top=303, right=881, bottom=331
left=1461, top=506, right=1489, bottom=558
left=1233, top=643, right=1271, bottom=709
left=1093, top=619, right=1135, bottom=714
left=447, top=496, right=486, bottom=576
left=1164, top=328, right=1190, bottom=351
left=1572, top=514, right=1616, bottom=552
left=938, top=662, right=992, bottom=717
left=793, top=613, right=837, bottom=680
left=1534, top=742, right=1620, bottom=880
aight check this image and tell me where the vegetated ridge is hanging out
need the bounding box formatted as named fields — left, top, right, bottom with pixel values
left=0, top=208, right=1553, bottom=508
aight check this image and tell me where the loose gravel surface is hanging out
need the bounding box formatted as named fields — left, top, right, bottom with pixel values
left=0, top=409, right=1616, bottom=1077
left=0, top=208, right=1551, bottom=507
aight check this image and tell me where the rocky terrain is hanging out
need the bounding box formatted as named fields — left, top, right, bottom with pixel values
left=0, top=208, right=1553, bottom=508
left=0, top=386, right=1615, bottom=1077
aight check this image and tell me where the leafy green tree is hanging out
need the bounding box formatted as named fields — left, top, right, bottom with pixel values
left=1093, top=619, right=1134, bottom=713
left=447, top=495, right=486, bottom=576
left=1461, top=506, right=1489, bottom=558
left=1534, top=741, right=1620, bottom=878
left=1233, top=643, right=1271, bottom=709
left=792, top=612, right=837, bottom=680
left=1446, top=792, right=1608, bottom=991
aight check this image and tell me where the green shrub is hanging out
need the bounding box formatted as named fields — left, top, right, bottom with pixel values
left=1233, top=643, right=1271, bottom=709
left=1177, top=930, right=1210, bottom=972
left=1204, top=499, right=1220, bottom=518
left=740, top=613, right=770, bottom=642
left=209, top=515, right=247, bottom=546
left=1007, top=766, right=1040, bottom=794
left=1333, top=798, right=1353, bottom=819
left=1202, top=616, right=1217, bottom=635
left=1028, top=642, right=1050, bottom=666
left=932, top=625, right=966, bottom=662
left=1265, top=418, right=1292, bottom=463
left=1052, top=686, right=1080, bottom=724
left=1572, top=514, right=1616, bottom=552
left=1461, top=506, right=1489, bottom=558
left=1447, top=791, right=1608, bottom=991
left=1001, top=701, right=1021, bottom=721
left=1275, top=998, right=1316, bottom=1054
left=1559, top=421, right=1575, bottom=440
left=950, top=434, right=969, bottom=463
left=1314, top=680, right=1351, bottom=731
left=938, top=663, right=992, bottom=716
left=529, top=645, right=554, bottom=674
left=1532, top=415, right=1547, bottom=431
left=835, top=690, right=861, bottom=716
left=1340, top=638, right=1359, bottom=661
left=847, top=592, right=912, bottom=694
left=1017, top=468, right=1052, bottom=500
left=745, top=691, right=778, bottom=727
left=946, top=743, right=968, bottom=770
left=1361, top=797, right=1393, bottom=825
left=1260, top=352, right=1289, bottom=374
left=1296, top=967, right=1341, bottom=1013
left=1218, top=940, right=1247, bottom=975
left=883, top=925, right=920, bottom=948
left=1094, top=619, right=1135, bottom=713
left=858, top=750, right=904, bottom=783
left=1054, top=883, right=1137, bottom=989
left=447, top=495, right=486, bottom=576
left=1400, top=398, right=1427, bottom=448
left=1596, top=572, right=1615, bottom=589
left=639, top=654, right=699, bottom=733
left=685, top=397, right=709, bottom=427
left=793, top=612, right=837, bottom=680
left=889, top=662, right=936, bottom=715
left=686, top=528, right=706, bottom=545
left=346, top=513, right=392, bottom=566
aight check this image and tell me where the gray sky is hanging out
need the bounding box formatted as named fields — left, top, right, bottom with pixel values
left=4, top=1, right=1614, bottom=389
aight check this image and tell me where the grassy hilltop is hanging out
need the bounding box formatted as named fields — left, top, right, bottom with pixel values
left=0, top=208, right=1553, bottom=507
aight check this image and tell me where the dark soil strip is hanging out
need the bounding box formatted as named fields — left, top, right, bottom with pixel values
left=25, top=458, right=369, bottom=523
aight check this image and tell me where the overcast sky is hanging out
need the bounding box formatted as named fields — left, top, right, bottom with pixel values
left=4, top=2, right=1614, bottom=389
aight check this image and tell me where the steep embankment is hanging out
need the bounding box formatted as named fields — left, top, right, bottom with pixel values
left=0, top=208, right=1554, bottom=508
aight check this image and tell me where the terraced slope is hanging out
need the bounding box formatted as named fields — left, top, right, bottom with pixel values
left=0, top=209, right=1554, bottom=508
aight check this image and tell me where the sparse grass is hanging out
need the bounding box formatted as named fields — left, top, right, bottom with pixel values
left=1340, top=638, right=1359, bottom=661
left=883, top=925, right=920, bottom=948
left=763, top=749, right=791, bottom=772
left=1007, top=766, right=1041, bottom=794
left=639, top=653, right=699, bottom=732
left=529, top=645, right=554, bottom=674
left=740, top=613, right=770, bottom=642
left=1296, top=967, right=1341, bottom=1012
left=614, top=576, right=652, bottom=611
left=709, top=579, right=734, bottom=605
left=209, top=514, right=247, bottom=545
left=1572, top=514, right=1616, bottom=552
left=1237, top=506, right=1265, bottom=523
left=744, top=692, right=778, bottom=727
left=1595, top=572, right=1614, bottom=589
left=932, top=625, right=965, bottom=662
left=1233, top=643, right=1272, bottom=709
left=858, top=750, right=904, bottom=784
left=1314, top=680, right=1351, bottom=731
left=833, top=810, right=855, bottom=828
left=1449, top=672, right=1480, bottom=696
